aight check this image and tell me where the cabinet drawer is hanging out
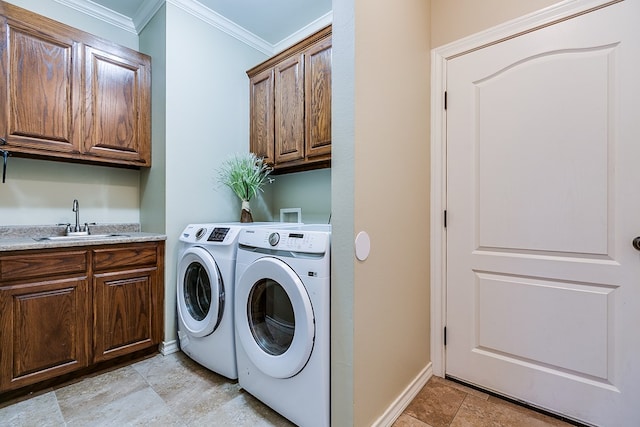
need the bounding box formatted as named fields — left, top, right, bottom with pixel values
left=0, top=251, right=88, bottom=281
left=93, top=244, right=157, bottom=271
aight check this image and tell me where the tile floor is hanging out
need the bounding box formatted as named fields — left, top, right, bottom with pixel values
left=393, top=376, right=576, bottom=427
left=0, top=351, right=576, bottom=427
left=0, top=352, right=293, bottom=427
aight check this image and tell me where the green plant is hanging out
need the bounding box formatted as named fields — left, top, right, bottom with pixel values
left=216, top=152, right=273, bottom=202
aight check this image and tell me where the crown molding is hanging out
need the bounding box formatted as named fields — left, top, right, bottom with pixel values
left=134, top=0, right=165, bottom=33
left=273, top=11, right=332, bottom=54
left=54, top=0, right=137, bottom=34
left=54, top=0, right=332, bottom=56
left=166, top=0, right=272, bottom=55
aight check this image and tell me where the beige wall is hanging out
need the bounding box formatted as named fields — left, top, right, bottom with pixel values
left=330, top=1, right=568, bottom=425
left=431, top=0, right=561, bottom=48
left=332, top=0, right=431, bottom=425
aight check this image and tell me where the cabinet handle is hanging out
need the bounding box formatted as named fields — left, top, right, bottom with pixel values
left=0, top=137, right=8, bottom=183
left=1, top=148, right=7, bottom=184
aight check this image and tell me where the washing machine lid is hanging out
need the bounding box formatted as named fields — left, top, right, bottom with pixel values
left=177, top=246, right=224, bottom=337
left=235, top=257, right=314, bottom=379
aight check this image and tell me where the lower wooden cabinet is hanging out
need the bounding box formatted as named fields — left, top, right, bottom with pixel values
left=94, top=270, right=155, bottom=362
left=0, top=277, right=89, bottom=391
left=0, top=241, right=164, bottom=393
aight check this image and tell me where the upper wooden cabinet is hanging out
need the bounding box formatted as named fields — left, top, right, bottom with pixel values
left=248, top=26, right=331, bottom=173
left=0, top=1, right=151, bottom=168
left=83, top=44, right=150, bottom=164
left=305, top=37, right=332, bottom=160
left=249, top=68, right=275, bottom=165
left=274, top=53, right=305, bottom=165
left=0, top=6, right=81, bottom=155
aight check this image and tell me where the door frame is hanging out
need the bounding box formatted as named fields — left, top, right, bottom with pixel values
left=430, top=0, right=618, bottom=377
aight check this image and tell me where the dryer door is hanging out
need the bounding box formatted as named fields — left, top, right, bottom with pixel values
left=235, top=257, right=314, bottom=379
left=177, top=247, right=224, bottom=337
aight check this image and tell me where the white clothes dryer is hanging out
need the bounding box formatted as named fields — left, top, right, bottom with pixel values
left=176, top=222, right=280, bottom=379
left=234, top=224, right=331, bottom=427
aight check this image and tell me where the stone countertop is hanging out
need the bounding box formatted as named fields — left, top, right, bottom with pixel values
left=0, top=223, right=166, bottom=252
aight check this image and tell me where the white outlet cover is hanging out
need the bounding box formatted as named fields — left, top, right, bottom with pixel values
left=355, top=231, right=371, bottom=261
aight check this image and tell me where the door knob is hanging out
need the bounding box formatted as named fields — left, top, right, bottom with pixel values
left=633, top=237, right=640, bottom=251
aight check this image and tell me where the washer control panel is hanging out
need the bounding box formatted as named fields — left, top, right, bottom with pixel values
left=207, top=227, right=230, bottom=242
left=180, top=224, right=238, bottom=245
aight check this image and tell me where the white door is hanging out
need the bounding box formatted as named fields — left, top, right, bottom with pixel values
left=445, top=1, right=640, bottom=425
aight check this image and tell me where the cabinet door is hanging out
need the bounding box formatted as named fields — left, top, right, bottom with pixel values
left=84, top=44, right=151, bottom=166
left=0, top=14, right=81, bottom=154
left=93, top=267, right=158, bottom=362
left=274, top=54, right=305, bottom=165
left=249, top=68, right=275, bottom=164
left=0, top=278, right=89, bottom=391
left=305, top=38, right=332, bottom=159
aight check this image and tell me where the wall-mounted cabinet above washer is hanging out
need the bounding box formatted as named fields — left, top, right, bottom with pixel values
left=0, top=1, right=151, bottom=168
left=248, top=26, right=331, bottom=174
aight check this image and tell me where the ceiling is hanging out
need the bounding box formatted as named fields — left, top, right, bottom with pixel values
left=87, top=0, right=332, bottom=46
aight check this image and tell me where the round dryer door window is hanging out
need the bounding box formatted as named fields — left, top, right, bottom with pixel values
left=235, top=257, right=314, bottom=379
left=248, top=278, right=295, bottom=355
left=177, top=247, right=224, bottom=337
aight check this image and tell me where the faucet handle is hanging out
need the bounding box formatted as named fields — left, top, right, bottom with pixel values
left=83, top=222, right=97, bottom=233
left=57, top=223, right=72, bottom=233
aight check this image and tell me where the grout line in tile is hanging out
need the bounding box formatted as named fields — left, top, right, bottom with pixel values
left=52, top=392, right=67, bottom=427
left=447, top=392, right=472, bottom=427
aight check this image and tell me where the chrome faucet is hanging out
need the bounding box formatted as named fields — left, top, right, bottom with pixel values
left=60, top=199, right=94, bottom=235
left=72, top=199, right=81, bottom=232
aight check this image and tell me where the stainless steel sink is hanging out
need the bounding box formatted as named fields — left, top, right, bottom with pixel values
left=34, top=234, right=129, bottom=241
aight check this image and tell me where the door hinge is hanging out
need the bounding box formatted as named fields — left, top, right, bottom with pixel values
left=444, top=326, right=447, bottom=346
left=444, top=210, right=447, bottom=228
left=444, top=91, right=447, bottom=110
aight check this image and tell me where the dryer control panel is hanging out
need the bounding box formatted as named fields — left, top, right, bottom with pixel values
left=239, top=226, right=330, bottom=254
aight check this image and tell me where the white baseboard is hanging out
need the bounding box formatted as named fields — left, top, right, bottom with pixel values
left=159, top=340, right=179, bottom=356
left=372, top=362, right=433, bottom=427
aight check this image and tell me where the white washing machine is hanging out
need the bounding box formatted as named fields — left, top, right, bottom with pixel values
left=177, top=222, right=280, bottom=379
left=234, top=224, right=331, bottom=427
